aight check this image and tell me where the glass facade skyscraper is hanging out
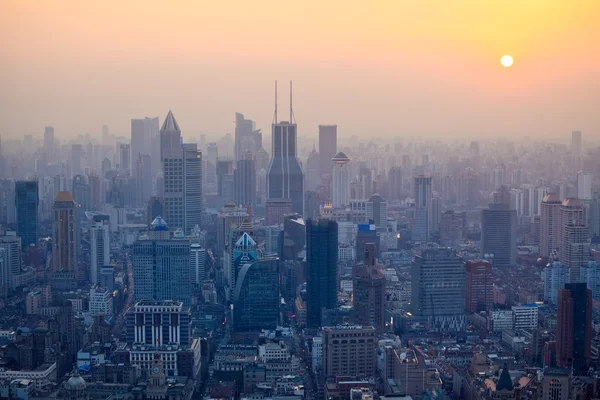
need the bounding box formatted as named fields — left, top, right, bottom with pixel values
left=306, top=218, right=338, bottom=328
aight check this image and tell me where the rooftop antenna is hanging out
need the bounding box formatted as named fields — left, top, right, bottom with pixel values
left=273, top=80, right=278, bottom=124
left=289, top=80, right=295, bottom=123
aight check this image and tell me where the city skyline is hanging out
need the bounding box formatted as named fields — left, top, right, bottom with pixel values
left=2, top=1, right=599, bottom=140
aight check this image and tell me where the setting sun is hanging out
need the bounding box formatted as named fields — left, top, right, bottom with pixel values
left=501, top=55, right=514, bottom=68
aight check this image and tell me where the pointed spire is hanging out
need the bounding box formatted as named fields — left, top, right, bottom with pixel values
left=161, top=110, right=180, bottom=132
left=496, top=363, right=513, bottom=391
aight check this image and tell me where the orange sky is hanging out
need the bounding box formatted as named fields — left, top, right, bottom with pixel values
left=1, top=0, right=599, bottom=141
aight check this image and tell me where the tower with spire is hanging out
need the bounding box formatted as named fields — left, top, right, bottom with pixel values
left=267, top=81, right=305, bottom=216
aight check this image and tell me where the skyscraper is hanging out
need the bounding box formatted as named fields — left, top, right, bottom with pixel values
left=90, top=215, right=110, bottom=285
left=413, top=176, right=432, bottom=242
left=15, top=180, right=38, bottom=250
left=0, top=228, right=21, bottom=293
left=481, top=188, right=517, bottom=266
left=306, top=218, right=338, bottom=328
left=556, top=283, right=592, bottom=372
left=318, top=125, right=337, bottom=179
left=540, top=193, right=562, bottom=258
left=543, top=261, right=570, bottom=305
left=411, top=247, right=466, bottom=332
left=355, top=224, right=380, bottom=264
left=558, top=198, right=589, bottom=281
left=233, top=257, right=280, bottom=332
left=353, top=244, right=386, bottom=332
left=366, top=193, right=387, bottom=229
left=331, top=152, right=351, bottom=208
left=190, top=243, right=206, bottom=285
left=577, top=172, right=592, bottom=201
left=234, top=112, right=262, bottom=161
left=267, top=82, right=304, bottom=215
left=53, top=192, right=77, bottom=272
left=465, top=260, right=493, bottom=313
left=119, top=143, right=131, bottom=172
left=133, top=216, right=191, bottom=306
left=160, top=111, right=202, bottom=233
left=234, top=152, right=256, bottom=209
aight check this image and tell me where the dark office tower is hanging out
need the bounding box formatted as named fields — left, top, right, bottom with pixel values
left=234, top=152, right=256, bottom=209
left=353, top=245, right=386, bottom=332
left=217, top=159, right=235, bottom=204
left=233, top=257, right=280, bottom=332
left=136, top=153, right=152, bottom=207
left=356, top=224, right=380, bottom=264
left=556, top=283, right=592, bottom=373
left=267, top=82, right=304, bottom=216
left=160, top=110, right=185, bottom=230
left=306, top=218, right=338, bottom=328
left=147, top=196, right=165, bottom=226
left=411, top=247, right=466, bottom=332
left=481, top=187, right=517, bottom=266
left=318, top=125, right=337, bottom=178
left=465, top=260, right=493, bottom=313
left=388, top=166, right=403, bottom=200
left=15, top=180, right=38, bottom=250
left=71, top=144, right=83, bottom=176
left=183, top=144, right=203, bottom=234
left=53, top=192, right=77, bottom=272
left=44, top=126, right=54, bottom=159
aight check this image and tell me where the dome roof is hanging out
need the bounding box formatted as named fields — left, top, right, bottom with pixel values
left=65, top=373, right=87, bottom=391
left=151, top=216, right=168, bottom=231
left=332, top=151, right=350, bottom=163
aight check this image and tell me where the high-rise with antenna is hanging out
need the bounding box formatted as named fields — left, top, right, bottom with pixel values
left=267, top=80, right=304, bottom=216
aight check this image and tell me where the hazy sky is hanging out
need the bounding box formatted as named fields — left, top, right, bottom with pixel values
left=1, top=0, right=599, bottom=141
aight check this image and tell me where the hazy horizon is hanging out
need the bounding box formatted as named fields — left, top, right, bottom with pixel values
left=2, top=0, right=599, bottom=141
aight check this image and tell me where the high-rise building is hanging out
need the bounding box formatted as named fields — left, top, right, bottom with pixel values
left=411, top=247, right=466, bottom=332
left=540, top=193, right=562, bottom=258
left=267, top=84, right=304, bottom=215
left=322, top=325, right=377, bottom=378
left=234, top=112, right=262, bottom=161
left=183, top=144, right=202, bottom=234
left=331, top=152, right=351, bottom=208
left=234, top=152, right=256, bottom=209
left=388, top=166, right=403, bottom=201
left=577, top=172, right=592, bottom=201
left=306, top=218, right=338, bottom=328
left=353, top=244, right=385, bottom=332
left=15, top=180, right=38, bottom=250
left=439, top=210, right=466, bottom=247
left=366, top=193, right=387, bottom=229
left=136, top=153, right=152, bottom=207
left=216, top=202, right=249, bottom=261
left=233, top=257, right=280, bottom=332
left=131, top=119, right=146, bottom=169
left=217, top=159, right=235, bottom=204
left=556, top=283, right=592, bottom=372
left=543, top=261, right=570, bottom=305
left=53, top=192, right=77, bottom=272
left=133, top=216, right=191, bottom=306
left=413, top=176, right=432, bottom=242
left=481, top=188, right=517, bottom=266
left=465, top=260, right=493, bottom=313
left=558, top=198, right=589, bottom=281
left=160, top=111, right=202, bottom=234
left=90, top=215, right=110, bottom=285
left=0, top=228, right=21, bottom=294
left=305, top=146, right=320, bottom=191
left=226, top=228, right=258, bottom=298
left=592, top=190, right=600, bottom=237
left=146, top=196, right=165, bottom=227
left=119, top=143, right=131, bottom=172
left=190, top=243, right=206, bottom=285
